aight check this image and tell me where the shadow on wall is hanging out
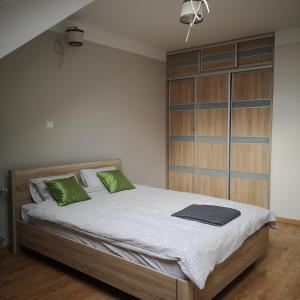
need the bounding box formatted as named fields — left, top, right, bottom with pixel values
left=0, top=190, right=9, bottom=247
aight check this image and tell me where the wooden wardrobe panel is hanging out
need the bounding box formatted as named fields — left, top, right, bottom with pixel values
left=202, top=60, right=235, bottom=72
left=231, top=107, right=271, bottom=137
left=196, top=74, right=228, bottom=103
left=238, top=37, right=273, bottom=66
left=195, top=143, right=227, bottom=170
left=169, top=171, right=194, bottom=193
left=167, top=35, right=273, bottom=204
left=169, top=51, right=199, bottom=77
left=202, top=44, right=235, bottom=71
left=238, top=38, right=273, bottom=51
left=169, top=79, right=194, bottom=105
left=231, top=144, right=270, bottom=174
left=230, top=178, right=269, bottom=208
left=170, top=111, right=194, bottom=136
left=232, top=70, right=272, bottom=101
left=202, top=44, right=235, bottom=56
left=170, top=66, right=197, bottom=77
left=170, top=141, right=194, bottom=167
left=238, top=54, right=273, bottom=67
left=196, top=109, right=228, bottom=136
left=195, top=175, right=227, bottom=199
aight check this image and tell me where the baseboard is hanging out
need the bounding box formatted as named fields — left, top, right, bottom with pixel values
left=277, top=217, right=300, bottom=226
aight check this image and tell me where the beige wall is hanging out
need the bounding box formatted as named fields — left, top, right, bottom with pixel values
left=270, top=35, right=300, bottom=220
left=0, top=31, right=166, bottom=245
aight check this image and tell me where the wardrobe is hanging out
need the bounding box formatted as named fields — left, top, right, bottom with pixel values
left=168, top=34, right=274, bottom=208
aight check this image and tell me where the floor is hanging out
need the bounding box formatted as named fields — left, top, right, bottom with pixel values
left=0, top=222, right=299, bottom=300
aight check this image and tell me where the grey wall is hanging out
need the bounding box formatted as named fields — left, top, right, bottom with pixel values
left=0, top=31, right=166, bottom=245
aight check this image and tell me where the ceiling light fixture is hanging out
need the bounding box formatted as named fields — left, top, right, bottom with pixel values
left=180, top=0, right=210, bottom=42
left=65, top=26, right=85, bottom=47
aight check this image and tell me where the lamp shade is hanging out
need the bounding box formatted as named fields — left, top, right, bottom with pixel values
left=180, top=0, right=203, bottom=24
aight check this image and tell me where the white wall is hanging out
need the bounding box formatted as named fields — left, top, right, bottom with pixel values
left=270, top=28, right=300, bottom=220
left=0, top=0, right=93, bottom=59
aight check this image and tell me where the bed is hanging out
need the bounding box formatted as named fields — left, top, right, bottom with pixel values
left=10, top=159, right=273, bottom=300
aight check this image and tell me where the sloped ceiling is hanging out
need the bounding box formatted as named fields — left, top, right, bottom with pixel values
left=0, top=0, right=94, bottom=59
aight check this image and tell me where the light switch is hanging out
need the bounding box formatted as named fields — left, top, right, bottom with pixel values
left=46, top=121, right=54, bottom=129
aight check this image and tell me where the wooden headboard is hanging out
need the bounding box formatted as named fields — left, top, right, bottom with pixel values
left=10, top=159, right=121, bottom=254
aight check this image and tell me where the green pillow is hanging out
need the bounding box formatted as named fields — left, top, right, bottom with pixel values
left=97, top=170, right=135, bottom=193
left=44, top=176, right=91, bottom=206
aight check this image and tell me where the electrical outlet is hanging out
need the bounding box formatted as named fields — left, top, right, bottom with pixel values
left=46, top=121, right=54, bottom=129
left=0, top=188, right=8, bottom=193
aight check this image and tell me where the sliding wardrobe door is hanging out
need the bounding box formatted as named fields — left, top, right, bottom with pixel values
left=230, top=70, right=272, bottom=207
left=169, top=79, right=195, bottom=192
left=195, top=74, right=229, bottom=199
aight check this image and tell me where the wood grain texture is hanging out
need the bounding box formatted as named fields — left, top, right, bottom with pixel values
left=196, top=74, right=228, bottom=103
left=201, top=60, right=235, bottom=72
left=169, top=171, right=194, bottom=193
left=238, top=37, right=273, bottom=66
left=231, top=69, right=272, bottom=209
left=230, top=178, right=269, bottom=208
left=170, top=66, right=198, bottom=77
left=17, top=221, right=177, bottom=300
left=276, top=217, right=300, bottom=226
left=167, top=35, right=274, bottom=212
left=0, top=248, right=136, bottom=300
left=3, top=223, right=285, bottom=300
left=192, top=225, right=269, bottom=299
left=11, top=160, right=272, bottom=300
left=10, top=159, right=121, bottom=255
left=18, top=224, right=270, bottom=300
left=195, top=143, right=227, bottom=170
left=169, top=51, right=199, bottom=63
left=238, top=54, right=273, bottom=67
left=169, top=51, right=199, bottom=77
left=0, top=227, right=278, bottom=300
left=202, top=44, right=236, bottom=56
left=177, top=227, right=269, bottom=300
left=218, top=222, right=300, bottom=300
left=169, top=79, right=194, bottom=105
left=170, top=111, right=194, bottom=136
left=231, top=107, right=271, bottom=137
left=195, top=174, right=228, bottom=199
left=231, top=143, right=270, bottom=174
left=169, top=141, right=194, bottom=167
left=238, top=37, right=273, bottom=51
left=202, top=44, right=235, bottom=72
left=232, top=70, right=272, bottom=101
left=196, top=109, right=228, bottom=136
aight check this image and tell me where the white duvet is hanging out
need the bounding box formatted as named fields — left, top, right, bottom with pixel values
left=26, top=185, right=276, bottom=289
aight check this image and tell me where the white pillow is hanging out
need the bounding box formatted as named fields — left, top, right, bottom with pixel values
left=29, top=184, right=44, bottom=203
left=84, top=185, right=110, bottom=198
left=80, top=167, right=116, bottom=188
left=30, top=174, right=76, bottom=203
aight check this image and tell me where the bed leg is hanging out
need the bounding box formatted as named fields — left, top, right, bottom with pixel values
left=10, top=240, right=21, bottom=255
left=177, top=280, right=194, bottom=300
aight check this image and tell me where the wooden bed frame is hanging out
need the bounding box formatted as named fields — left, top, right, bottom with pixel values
left=10, top=159, right=269, bottom=300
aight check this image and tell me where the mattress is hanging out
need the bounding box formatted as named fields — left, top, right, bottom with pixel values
left=21, top=202, right=187, bottom=280
left=23, top=184, right=276, bottom=289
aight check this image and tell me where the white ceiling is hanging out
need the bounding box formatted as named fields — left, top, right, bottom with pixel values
left=70, top=0, right=300, bottom=52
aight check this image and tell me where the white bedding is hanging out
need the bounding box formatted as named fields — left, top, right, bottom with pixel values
left=21, top=203, right=186, bottom=279
left=24, top=185, right=276, bottom=289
